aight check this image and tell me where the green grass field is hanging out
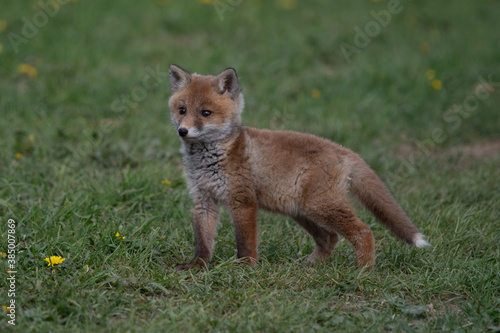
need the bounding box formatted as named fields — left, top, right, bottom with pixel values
left=1, top=0, right=499, bottom=331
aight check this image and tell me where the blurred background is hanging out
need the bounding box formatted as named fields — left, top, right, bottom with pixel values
left=1, top=0, right=499, bottom=169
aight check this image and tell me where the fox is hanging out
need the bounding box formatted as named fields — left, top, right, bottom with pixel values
left=168, top=64, right=430, bottom=271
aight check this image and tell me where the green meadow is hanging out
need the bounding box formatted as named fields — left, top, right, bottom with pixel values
left=0, top=0, right=499, bottom=331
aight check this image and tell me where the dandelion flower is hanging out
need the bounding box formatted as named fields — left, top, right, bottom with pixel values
left=3, top=305, right=11, bottom=313
left=1, top=252, right=6, bottom=258
left=115, top=232, right=125, bottom=240
left=278, top=0, right=297, bottom=10
left=0, top=20, right=6, bottom=33
left=44, top=256, right=66, bottom=266
left=425, top=69, right=435, bottom=81
left=311, top=89, right=321, bottom=99
left=420, top=42, right=430, bottom=54
left=14, top=153, right=23, bottom=160
left=161, top=179, right=171, bottom=186
left=18, top=64, right=37, bottom=78
left=431, top=79, right=442, bottom=90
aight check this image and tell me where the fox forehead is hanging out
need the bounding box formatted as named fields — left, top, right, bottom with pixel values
left=169, top=74, right=234, bottom=111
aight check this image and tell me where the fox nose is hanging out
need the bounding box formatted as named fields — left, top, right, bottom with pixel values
left=178, top=128, right=188, bottom=137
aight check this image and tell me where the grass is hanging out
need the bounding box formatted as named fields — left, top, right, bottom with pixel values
left=1, top=0, right=499, bottom=331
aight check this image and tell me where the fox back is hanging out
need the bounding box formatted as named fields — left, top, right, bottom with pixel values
left=168, top=65, right=430, bottom=271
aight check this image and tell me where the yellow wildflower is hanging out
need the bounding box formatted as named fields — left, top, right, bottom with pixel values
left=29, top=134, right=35, bottom=142
left=431, top=79, right=442, bottom=90
left=425, top=69, right=435, bottom=81
left=44, top=256, right=66, bottom=266
left=14, top=153, right=23, bottom=160
left=18, top=64, right=37, bottom=78
left=311, top=89, right=321, bottom=99
left=115, top=232, right=125, bottom=240
left=278, top=0, right=296, bottom=10
left=1, top=252, right=6, bottom=258
left=161, top=179, right=171, bottom=186
left=85, top=264, right=89, bottom=272
left=0, top=20, right=6, bottom=33
left=420, top=42, right=430, bottom=54
left=3, top=305, right=11, bottom=313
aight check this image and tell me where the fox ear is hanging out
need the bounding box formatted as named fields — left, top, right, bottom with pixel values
left=169, top=64, right=192, bottom=93
left=213, top=68, right=241, bottom=99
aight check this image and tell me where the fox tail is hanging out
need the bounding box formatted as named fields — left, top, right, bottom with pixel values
left=349, top=157, right=430, bottom=247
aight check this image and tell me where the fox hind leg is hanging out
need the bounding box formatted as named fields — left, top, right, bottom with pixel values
left=303, top=200, right=375, bottom=270
left=295, top=216, right=339, bottom=265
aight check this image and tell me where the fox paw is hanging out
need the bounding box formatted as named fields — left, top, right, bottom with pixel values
left=175, top=259, right=208, bottom=271
left=236, top=256, right=258, bottom=267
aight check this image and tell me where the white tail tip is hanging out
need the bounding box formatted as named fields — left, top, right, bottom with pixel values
left=414, top=233, right=431, bottom=248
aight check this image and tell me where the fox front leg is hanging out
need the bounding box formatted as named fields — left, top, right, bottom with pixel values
left=230, top=199, right=259, bottom=266
left=176, top=199, right=219, bottom=271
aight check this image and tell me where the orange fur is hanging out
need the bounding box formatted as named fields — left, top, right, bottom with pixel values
left=168, top=65, right=429, bottom=271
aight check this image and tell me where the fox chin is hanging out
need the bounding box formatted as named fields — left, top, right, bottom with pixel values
left=168, top=64, right=430, bottom=271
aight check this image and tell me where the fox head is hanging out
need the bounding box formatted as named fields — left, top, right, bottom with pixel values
left=168, top=65, right=245, bottom=142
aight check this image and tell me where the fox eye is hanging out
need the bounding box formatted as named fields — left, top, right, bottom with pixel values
left=201, top=110, right=212, bottom=117
left=179, top=107, right=186, bottom=115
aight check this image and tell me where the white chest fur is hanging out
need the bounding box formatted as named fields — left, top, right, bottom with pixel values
left=181, top=141, right=229, bottom=204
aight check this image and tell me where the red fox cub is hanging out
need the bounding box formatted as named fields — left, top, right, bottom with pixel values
left=168, top=64, right=430, bottom=271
